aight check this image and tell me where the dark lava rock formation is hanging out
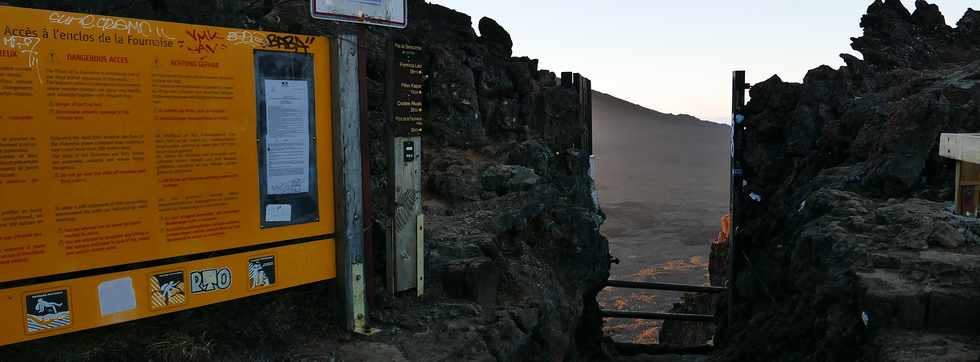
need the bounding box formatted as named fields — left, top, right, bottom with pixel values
left=720, top=1, right=980, bottom=360
left=0, top=0, right=608, bottom=360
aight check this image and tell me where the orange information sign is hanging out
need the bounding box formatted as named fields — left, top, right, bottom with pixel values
left=0, top=6, right=336, bottom=345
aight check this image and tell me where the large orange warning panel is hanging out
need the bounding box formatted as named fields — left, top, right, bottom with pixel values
left=0, top=5, right=336, bottom=345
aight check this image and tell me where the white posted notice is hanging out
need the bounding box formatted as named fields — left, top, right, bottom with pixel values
left=265, top=79, right=310, bottom=195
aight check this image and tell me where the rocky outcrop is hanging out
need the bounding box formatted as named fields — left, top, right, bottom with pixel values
left=720, top=1, right=980, bottom=360
left=0, top=0, right=608, bottom=360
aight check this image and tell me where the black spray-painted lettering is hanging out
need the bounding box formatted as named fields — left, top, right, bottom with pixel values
left=264, top=34, right=314, bottom=53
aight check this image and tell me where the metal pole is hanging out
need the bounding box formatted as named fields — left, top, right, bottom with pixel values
left=605, top=280, right=727, bottom=294
left=332, top=33, right=370, bottom=334
left=600, top=310, right=716, bottom=323
left=728, top=70, right=747, bottom=332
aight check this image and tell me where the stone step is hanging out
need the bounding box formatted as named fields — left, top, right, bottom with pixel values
left=874, top=329, right=980, bottom=362
left=857, top=269, right=980, bottom=331
left=869, top=250, right=980, bottom=290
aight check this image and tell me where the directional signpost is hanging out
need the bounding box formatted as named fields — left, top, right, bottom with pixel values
left=386, top=42, right=425, bottom=295
left=312, top=0, right=415, bottom=333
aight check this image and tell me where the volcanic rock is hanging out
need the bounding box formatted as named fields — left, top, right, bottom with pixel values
left=721, top=1, right=980, bottom=360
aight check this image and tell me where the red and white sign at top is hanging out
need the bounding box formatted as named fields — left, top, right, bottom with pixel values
left=311, top=0, right=407, bottom=28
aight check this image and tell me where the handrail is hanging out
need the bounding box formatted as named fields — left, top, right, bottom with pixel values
left=604, top=280, right=727, bottom=294
left=599, top=310, right=716, bottom=322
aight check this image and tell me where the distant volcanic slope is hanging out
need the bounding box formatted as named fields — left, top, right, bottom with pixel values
left=591, top=90, right=730, bottom=345
left=723, top=0, right=980, bottom=360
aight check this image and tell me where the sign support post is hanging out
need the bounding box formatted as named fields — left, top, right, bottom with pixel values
left=355, top=24, right=379, bottom=311
left=333, top=33, right=371, bottom=334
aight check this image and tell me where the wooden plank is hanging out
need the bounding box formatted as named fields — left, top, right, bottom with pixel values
left=389, top=135, right=422, bottom=293
left=940, top=133, right=980, bottom=164
left=356, top=25, right=377, bottom=310
left=960, top=160, right=980, bottom=183
left=940, top=133, right=963, bottom=160
left=331, top=33, right=368, bottom=333
left=956, top=161, right=963, bottom=215
left=958, top=160, right=980, bottom=216
left=417, top=213, right=425, bottom=297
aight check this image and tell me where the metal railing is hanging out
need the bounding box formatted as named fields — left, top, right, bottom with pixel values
left=600, top=279, right=725, bottom=322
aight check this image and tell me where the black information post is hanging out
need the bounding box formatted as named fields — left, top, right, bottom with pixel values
left=388, top=42, right=424, bottom=137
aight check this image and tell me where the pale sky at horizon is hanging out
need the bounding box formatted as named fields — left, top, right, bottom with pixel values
left=428, top=1, right=976, bottom=123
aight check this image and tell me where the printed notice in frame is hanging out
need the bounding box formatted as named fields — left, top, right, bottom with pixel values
left=264, top=79, right=310, bottom=195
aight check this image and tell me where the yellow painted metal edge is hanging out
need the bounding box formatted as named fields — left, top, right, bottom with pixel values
left=0, top=239, right=335, bottom=346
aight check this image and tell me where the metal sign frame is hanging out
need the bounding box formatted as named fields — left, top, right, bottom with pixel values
left=311, top=0, right=408, bottom=28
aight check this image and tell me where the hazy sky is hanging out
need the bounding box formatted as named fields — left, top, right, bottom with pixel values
left=428, top=1, right=976, bottom=123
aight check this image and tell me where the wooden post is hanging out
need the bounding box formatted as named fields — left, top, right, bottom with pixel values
left=956, top=161, right=962, bottom=215
left=385, top=42, right=425, bottom=295
left=387, top=135, right=423, bottom=294
left=332, top=33, right=370, bottom=334
left=355, top=24, right=377, bottom=311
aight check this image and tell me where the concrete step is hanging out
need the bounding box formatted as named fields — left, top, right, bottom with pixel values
left=857, top=269, right=980, bottom=331
left=874, top=329, right=980, bottom=362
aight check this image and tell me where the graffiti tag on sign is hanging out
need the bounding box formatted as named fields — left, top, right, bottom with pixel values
left=48, top=11, right=175, bottom=40
left=265, top=34, right=315, bottom=53
left=226, top=30, right=268, bottom=48
left=2, top=35, right=41, bottom=81
left=189, top=267, right=232, bottom=294
left=186, top=28, right=226, bottom=55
